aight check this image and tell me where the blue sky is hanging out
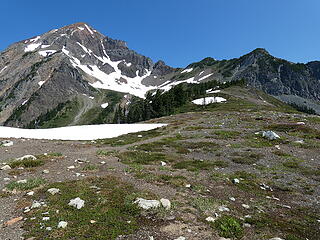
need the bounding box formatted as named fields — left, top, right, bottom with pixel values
left=1, top=0, right=319, bottom=67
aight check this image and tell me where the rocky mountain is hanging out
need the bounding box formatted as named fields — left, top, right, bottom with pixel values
left=0, top=23, right=319, bottom=128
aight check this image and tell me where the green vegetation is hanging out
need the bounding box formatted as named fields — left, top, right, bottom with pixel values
left=212, top=130, right=241, bottom=139
left=191, top=197, right=219, bottom=212
left=117, top=151, right=175, bottom=165
left=114, top=79, right=246, bottom=123
left=23, top=177, right=154, bottom=240
left=97, top=129, right=163, bottom=146
left=6, top=178, right=46, bottom=191
left=214, top=216, right=243, bottom=239
left=173, top=159, right=228, bottom=171
left=231, top=151, right=264, bottom=165
left=82, top=164, right=98, bottom=171
left=9, top=159, right=44, bottom=169
left=289, top=102, right=316, bottom=115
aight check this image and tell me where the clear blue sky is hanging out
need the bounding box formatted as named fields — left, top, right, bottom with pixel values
left=1, top=0, right=319, bottom=67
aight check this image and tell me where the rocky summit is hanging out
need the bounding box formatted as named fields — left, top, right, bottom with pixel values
left=0, top=23, right=319, bottom=129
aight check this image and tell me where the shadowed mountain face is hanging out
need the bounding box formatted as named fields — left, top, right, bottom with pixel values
left=0, top=23, right=319, bottom=128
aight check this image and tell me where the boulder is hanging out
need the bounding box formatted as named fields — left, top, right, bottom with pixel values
left=68, top=197, right=85, bottom=209
left=134, top=198, right=160, bottom=210
left=262, top=131, right=280, bottom=140
left=47, top=188, right=60, bottom=195
left=160, top=198, right=171, bottom=210
left=58, top=221, right=68, bottom=228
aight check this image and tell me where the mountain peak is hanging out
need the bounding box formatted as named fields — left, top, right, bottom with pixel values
left=251, top=48, right=270, bottom=56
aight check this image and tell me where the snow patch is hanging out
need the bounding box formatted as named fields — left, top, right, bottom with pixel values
left=41, top=45, right=51, bottom=48
left=77, top=42, right=92, bottom=55
left=0, top=124, right=167, bottom=141
left=38, top=81, right=46, bottom=87
left=0, top=66, right=7, bottom=74
left=206, top=89, right=221, bottom=94
left=192, top=97, right=226, bottom=105
left=85, top=24, right=94, bottom=35
left=25, top=43, right=41, bottom=52
left=198, top=73, right=213, bottom=81
left=125, top=62, right=132, bottom=67
left=78, top=27, right=85, bottom=30
left=29, top=36, right=40, bottom=43
left=38, top=50, right=57, bottom=57
left=181, top=68, right=193, bottom=73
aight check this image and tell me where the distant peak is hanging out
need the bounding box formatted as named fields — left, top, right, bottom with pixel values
left=252, top=48, right=270, bottom=55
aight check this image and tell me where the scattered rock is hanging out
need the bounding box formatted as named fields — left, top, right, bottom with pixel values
left=134, top=198, right=160, bottom=210
left=27, top=191, right=34, bottom=196
left=262, top=131, right=280, bottom=140
left=1, top=165, right=11, bottom=170
left=17, top=179, right=27, bottom=184
left=205, top=216, right=216, bottom=222
left=174, top=237, right=186, bottom=240
left=3, top=177, right=10, bottom=181
left=229, top=197, right=236, bottom=201
left=161, top=161, right=167, bottom=166
left=58, top=221, right=68, bottom=228
left=67, top=165, right=75, bottom=170
left=4, top=216, right=23, bottom=226
left=294, top=140, right=304, bottom=144
left=46, top=227, right=52, bottom=231
left=269, top=238, right=284, bottom=240
left=242, top=204, right=250, bottom=209
left=42, top=169, right=50, bottom=174
left=16, top=155, right=37, bottom=161
left=232, top=178, right=240, bottom=184
left=31, top=201, right=42, bottom=209
left=47, top=188, right=60, bottom=195
left=185, top=184, right=191, bottom=188
left=218, top=206, right=230, bottom=212
left=160, top=198, right=171, bottom=210
left=42, top=217, right=50, bottom=221
left=68, top=197, right=85, bottom=209
left=1, top=140, right=13, bottom=147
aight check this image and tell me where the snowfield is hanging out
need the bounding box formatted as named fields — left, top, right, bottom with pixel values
left=192, top=96, right=226, bottom=105
left=0, top=124, right=167, bottom=141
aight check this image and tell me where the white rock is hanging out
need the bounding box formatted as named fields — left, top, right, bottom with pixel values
left=42, top=217, right=50, bottom=221
left=242, top=204, right=250, bottom=209
left=229, top=197, right=236, bottom=201
left=16, top=155, right=37, bottom=161
left=134, top=198, right=160, bottom=210
left=31, top=201, right=42, bottom=209
left=47, top=188, right=60, bottom=195
left=218, top=206, right=230, bottom=212
left=185, top=184, right=191, bottom=188
left=174, top=237, right=186, bottom=240
left=1, top=140, right=13, bottom=147
left=262, top=131, right=280, bottom=140
left=160, top=198, right=171, bottom=210
left=269, top=238, right=284, bottom=240
left=205, top=216, right=216, bottom=222
left=294, top=140, right=304, bottom=144
left=67, top=165, right=75, bottom=170
left=4, top=178, right=10, bottom=181
left=296, top=122, right=305, bottom=125
left=27, top=191, right=34, bottom=196
left=232, top=178, right=240, bottom=184
left=1, top=165, right=11, bottom=170
left=58, top=221, right=68, bottom=228
left=137, top=135, right=143, bottom=138
left=17, top=179, right=27, bottom=184
left=161, top=161, right=167, bottom=166
left=46, top=227, right=52, bottom=231
left=100, top=161, right=106, bottom=164
left=43, top=169, right=50, bottom=174
left=68, top=197, right=85, bottom=209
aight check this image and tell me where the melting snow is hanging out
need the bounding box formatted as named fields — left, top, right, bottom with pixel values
left=41, top=45, right=51, bottom=48
left=181, top=68, right=193, bottom=73
left=38, top=81, right=46, bottom=86
left=192, top=97, right=226, bottom=105
left=206, top=89, right=221, bottom=94
left=25, top=43, right=41, bottom=52
left=125, top=62, right=132, bottom=67
left=0, top=66, right=7, bottom=74
left=29, top=36, right=40, bottom=43
left=101, top=103, right=109, bottom=108
left=78, top=27, right=85, bottom=30
left=38, top=50, right=57, bottom=57
left=22, top=100, right=28, bottom=106
left=85, top=24, right=94, bottom=35
left=0, top=124, right=167, bottom=141
left=198, top=73, right=213, bottom=81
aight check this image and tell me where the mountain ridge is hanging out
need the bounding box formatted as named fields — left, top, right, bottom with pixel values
left=0, top=23, right=319, bottom=128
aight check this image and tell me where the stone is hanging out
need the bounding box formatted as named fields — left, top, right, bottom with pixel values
left=43, top=169, right=50, bottom=174
left=1, top=140, right=13, bottom=147
left=218, top=206, right=230, bottom=212
left=42, top=217, right=50, bottom=221
left=229, top=197, right=236, bottom=201
left=68, top=197, right=85, bottom=209
left=58, top=221, right=68, bottom=228
left=16, top=155, right=37, bottom=161
left=4, top=216, right=23, bottom=226
left=174, top=237, right=186, bottom=240
left=161, top=161, right=167, bottom=166
left=1, top=165, right=11, bottom=170
left=17, top=179, right=27, bottom=184
left=262, top=131, right=280, bottom=140
left=27, top=191, right=34, bottom=196
left=185, top=184, right=191, bottom=188
left=67, top=165, right=75, bottom=170
left=232, top=178, right=240, bottom=184
left=160, top=198, right=171, bottom=210
left=269, top=238, right=284, bottom=240
left=46, top=227, right=52, bottom=231
left=31, top=201, right=42, bottom=209
left=205, top=216, right=216, bottom=222
left=47, top=188, right=60, bottom=195
left=134, top=198, right=160, bottom=210
left=242, top=204, right=250, bottom=209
